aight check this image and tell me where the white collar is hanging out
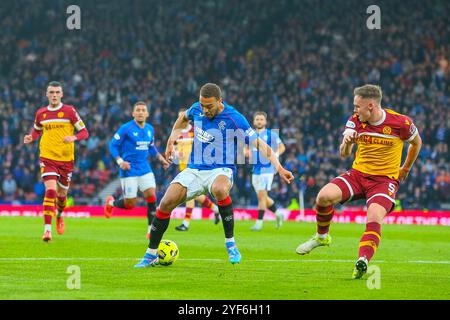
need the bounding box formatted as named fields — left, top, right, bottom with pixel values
left=369, top=109, right=386, bottom=126
left=47, top=103, right=63, bottom=111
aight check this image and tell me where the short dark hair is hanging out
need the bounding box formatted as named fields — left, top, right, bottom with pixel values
left=133, top=101, right=147, bottom=110
left=200, top=83, right=222, bottom=100
left=254, top=111, right=267, bottom=120
left=47, top=81, right=63, bottom=90
left=354, top=84, right=382, bottom=104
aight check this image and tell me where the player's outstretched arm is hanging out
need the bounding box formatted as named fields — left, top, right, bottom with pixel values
left=399, top=133, right=422, bottom=182
left=251, top=137, right=294, bottom=184
left=166, top=111, right=189, bottom=161
left=339, top=131, right=357, bottom=158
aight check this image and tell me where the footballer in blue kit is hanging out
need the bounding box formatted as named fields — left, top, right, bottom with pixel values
left=104, top=102, right=170, bottom=239
left=246, top=111, right=286, bottom=231
left=135, top=83, right=294, bottom=268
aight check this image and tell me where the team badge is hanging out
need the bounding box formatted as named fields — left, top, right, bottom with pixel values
left=383, top=126, right=392, bottom=134
left=218, top=121, right=226, bottom=130
left=362, top=123, right=367, bottom=129
left=57, top=112, right=64, bottom=118
left=43, top=114, right=47, bottom=119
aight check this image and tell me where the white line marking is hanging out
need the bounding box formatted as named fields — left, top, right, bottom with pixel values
left=0, top=258, right=449, bottom=264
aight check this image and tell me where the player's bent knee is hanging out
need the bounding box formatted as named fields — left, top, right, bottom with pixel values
left=316, top=186, right=342, bottom=206
left=367, top=203, right=388, bottom=224
left=211, top=187, right=229, bottom=200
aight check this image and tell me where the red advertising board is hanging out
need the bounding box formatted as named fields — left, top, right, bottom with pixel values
left=1, top=205, right=449, bottom=226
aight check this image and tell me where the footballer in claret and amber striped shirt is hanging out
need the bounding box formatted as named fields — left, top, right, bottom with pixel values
left=344, top=108, right=418, bottom=180
left=24, top=81, right=89, bottom=242
left=296, top=84, right=422, bottom=280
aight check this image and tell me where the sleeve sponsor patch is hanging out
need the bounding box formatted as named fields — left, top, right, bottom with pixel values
left=346, top=120, right=356, bottom=129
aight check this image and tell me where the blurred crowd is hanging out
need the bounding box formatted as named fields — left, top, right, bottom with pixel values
left=0, top=0, right=449, bottom=209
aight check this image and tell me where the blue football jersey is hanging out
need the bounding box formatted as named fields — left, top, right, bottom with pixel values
left=186, top=101, right=257, bottom=171
left=109, top=120, right=158, bottom=178
left=250, top=128, right=282, bottom=174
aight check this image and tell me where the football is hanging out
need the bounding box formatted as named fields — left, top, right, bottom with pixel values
left=158, top=240, right=179, bottom=266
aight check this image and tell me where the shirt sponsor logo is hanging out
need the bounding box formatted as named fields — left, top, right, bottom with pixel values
left=57, top=112, right=65, bottom=118
left=136, top=141, right=150, bottom=150
left=195, top=127, right=215, bottom=143
left=359, top=135, right=394, bottom=146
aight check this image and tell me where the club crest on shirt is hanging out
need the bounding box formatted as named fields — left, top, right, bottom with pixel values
left=383, top=126, right=392, bottom=135
left=218, top=121, right=226, bottom=130
left=57, top=112, right=64, bottom=118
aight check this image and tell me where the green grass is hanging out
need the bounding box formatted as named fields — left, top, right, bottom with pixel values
left=0, top=217, right=449, bottom=300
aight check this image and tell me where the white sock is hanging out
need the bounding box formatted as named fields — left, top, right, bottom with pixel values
left=225, top=237, right=235, bottom=244
left=212, top=204, right=219, bottom=213
left=147, top=225, right=151, bottom=233
left=108, top=199, right=115, bottom=207
left=45, top=224, right=52, bottom=232
left=183, top=220, right=190, bottom=227
left=146, top=248, right=158, bottom=256
left=255, top=219, right=263, bottom=226
left=317, top=232, right=328, bottom=239
left=275, top=209, right=283, bottom=216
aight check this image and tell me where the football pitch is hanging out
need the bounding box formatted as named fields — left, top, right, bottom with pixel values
left=0, top=217, right=449, bottom=300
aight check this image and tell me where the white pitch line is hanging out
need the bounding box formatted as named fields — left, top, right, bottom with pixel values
left=0, top=258, right=449, bottom=264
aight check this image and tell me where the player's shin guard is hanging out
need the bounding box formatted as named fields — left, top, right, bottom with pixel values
left=43, top=189, right=57, bottom=228
left=268, top=203, right=277, bottom=213
left=148, top=209, right=171, bottom=249
left=184, top=207, right=193, bottom=221
left=218, top=196, right=234, bottom=239
left=258, top=209, right=265, bottom=220
left=56, top=195, right=67, bottom=217
left=316, top=204, right=335, bottom=235
left=201, top=196, right=214, bottom=209
left=146, top=195, right=157, bottom=225
left=358, top=222, right=381, bottom=262
left=113, top=198, right=130, bottom=209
